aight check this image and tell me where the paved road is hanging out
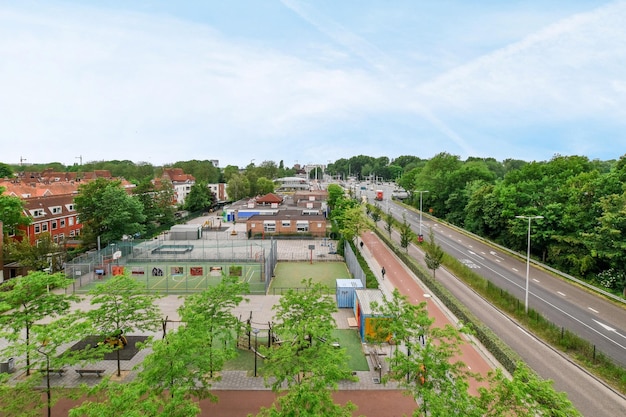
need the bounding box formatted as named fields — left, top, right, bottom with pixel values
left=368, top=217, right=626, bottom=416
left=380, top=197, right=626, bottom=368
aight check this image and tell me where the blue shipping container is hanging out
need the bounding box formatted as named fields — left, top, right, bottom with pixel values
left=336, top=279, right=363, bottom=308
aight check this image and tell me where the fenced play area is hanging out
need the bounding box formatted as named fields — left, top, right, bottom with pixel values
left=65, top=238, right=277, bottom=295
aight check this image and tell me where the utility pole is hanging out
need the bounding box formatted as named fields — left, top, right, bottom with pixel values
left=75, top=155, right=83, bottom=165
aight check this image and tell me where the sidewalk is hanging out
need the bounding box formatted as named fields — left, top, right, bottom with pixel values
left=359, top=230, right=500, bottom=394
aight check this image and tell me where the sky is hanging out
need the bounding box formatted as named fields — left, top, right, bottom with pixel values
left=1, top=0, right=625, bottom=168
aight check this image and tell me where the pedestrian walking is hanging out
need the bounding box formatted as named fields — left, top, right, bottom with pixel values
left=381, top=266, right=386, bottom=280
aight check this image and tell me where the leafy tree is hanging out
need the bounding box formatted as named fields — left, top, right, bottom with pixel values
left=370, top=203, right=382, bottom=223
left=74, top=177, right=146, bottom=248
left=69, top=374, right=201, bottom=417
left=29, top=315, right=100, bottom=417
left=184, top=181, right=215, bottom=213
left=256, top=177, right=275, bottom=195
left=384, top=209, right=393, bottom=237
left=178, top=276, right=248, bottom=378
left=252, top=381, right=357, bottom=417
left=0, top=272, right=77, bottom=376
left=475, top=364, right=581, bottom=416
left=326, top=183, right=345, bottom=210
left=336, top=205, right=370, bottom=244
left=372, top=290, right=478, bottom=417
left=226, top=173, right=250, bottom=201
left=3, top=232, right=63, bottom=272
left=86, top=273, right=162, bottom=376
left=0, top=163, right=14, bottom=178
left=399, top=214, right=415, bottom=253
left=0, top=187, right=30, bottom=234
left=222, top=165, right=240, bottom=182
left=257, top=160, right=279, bottom=180
left=423, top=228, right=444, bottom=279
left=259, top=279, right=355, bottom=415
left=133, top=177, right=176, bottom=236
left=172, top=159, right=220, bottom=183
left=135, top=326, right=216, bottom=415
left=0, top=373, right=43, bottom=417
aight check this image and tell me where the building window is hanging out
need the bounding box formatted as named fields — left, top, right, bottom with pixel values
left=53, top=234, right=59, bottom=243
left=42, top=223, right=48, bottom=232
left=51, top=221, right=57, bottom=230
left=60, top=219, right=66, bottom=228
left=263, top=221, right=276, bottom=233
left=297, top=221, right=309, bottom=232
left=281, top=220, right=291, bottom=227
left=34, top=224, right=41, bottom=234
left=70, top=230, right=75, bottom=237
left=69, top=217, right=74, bottom=226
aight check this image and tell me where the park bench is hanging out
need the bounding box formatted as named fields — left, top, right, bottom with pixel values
left=39, top=368, right=66, bottom=377
left=76, top=369, right=106, bottom=377
left=369, top=347, right=383, bottom=382
left=317, top=336, right=340, bottom=348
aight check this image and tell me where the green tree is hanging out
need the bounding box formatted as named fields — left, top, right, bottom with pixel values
left=3, top=233, right=63, bottom=272
left=0, top=373, right=43, bottom=417
left=326, top=183, right=345, bottom=210
left=372, top=290, right=478, bottom=417
left=475, top=364, right=581, bottom=416
left=0, top=163, right=14, bottom=178
left=0, top=187, right=30, bottom=235
left=336, top=205, right=370, bottom=244
left=370, top=203, right=382, bottom=223
left=29, top=314, right=100, bottom=417
left=184, top=181, right=215, bottom=213
left=69, top=374, right=201, bottom=417
left=423, top=228, right=444, bottom=279
left=178, top=276, right=248, bottom=378
left=136, top=325, right=216, bottom=415
left=226, top=173, right=250, bottom=201
left=256, top=177, right=275, bottom=195
left=74, top=177, right=146, bottom=248
left=258, top=279, right=356, bottom=415
left=384, top=209, right=393, bottom=237
left=133, top=177, right=176, bottom=237
left=0, top=271, right=77, bottom=376
left=399, top=214, right=415, bottom=253
left=86, top=273, right=162, bottom=376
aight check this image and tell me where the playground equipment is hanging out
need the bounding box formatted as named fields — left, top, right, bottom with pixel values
left=100, top=329, right=128, bottom=349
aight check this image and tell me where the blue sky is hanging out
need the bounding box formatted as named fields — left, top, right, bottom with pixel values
left=1, top=0, right=625, bottom=168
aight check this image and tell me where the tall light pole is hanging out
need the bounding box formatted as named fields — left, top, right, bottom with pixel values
left=252, top=328, right=259, bottom=377
left=515, top=215, right=543, bottom=313
left=417, top=190, right=429, bottom=241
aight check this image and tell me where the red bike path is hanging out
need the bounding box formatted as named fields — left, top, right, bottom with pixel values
left=360, top=230, right=495, bottom=395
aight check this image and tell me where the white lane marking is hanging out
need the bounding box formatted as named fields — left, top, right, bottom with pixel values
left=593, top=320, right=626, bottom=341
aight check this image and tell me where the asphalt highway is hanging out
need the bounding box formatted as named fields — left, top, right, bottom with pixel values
left=363, top=191, right=626, bottom=416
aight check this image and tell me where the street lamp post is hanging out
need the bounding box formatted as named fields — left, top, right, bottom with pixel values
left=417, top=190, right=429, bottom=241
left=515, top=215, right=543, bottom=314
left=252, top=328, right=259, bottom=377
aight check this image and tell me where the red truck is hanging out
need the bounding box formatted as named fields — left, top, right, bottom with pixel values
left=375, top=190, right=383, bottom=201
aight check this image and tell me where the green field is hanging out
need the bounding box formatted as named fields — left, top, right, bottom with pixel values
left=269, top=262, right=351, bottom=294
left=226, top=329, right=368, bottom=374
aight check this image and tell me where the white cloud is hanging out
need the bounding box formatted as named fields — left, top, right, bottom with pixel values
left=416, top=1, right=626, bottom=124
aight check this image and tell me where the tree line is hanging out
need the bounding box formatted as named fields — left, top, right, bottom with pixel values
left=3, top=152, right=625, bottom=293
